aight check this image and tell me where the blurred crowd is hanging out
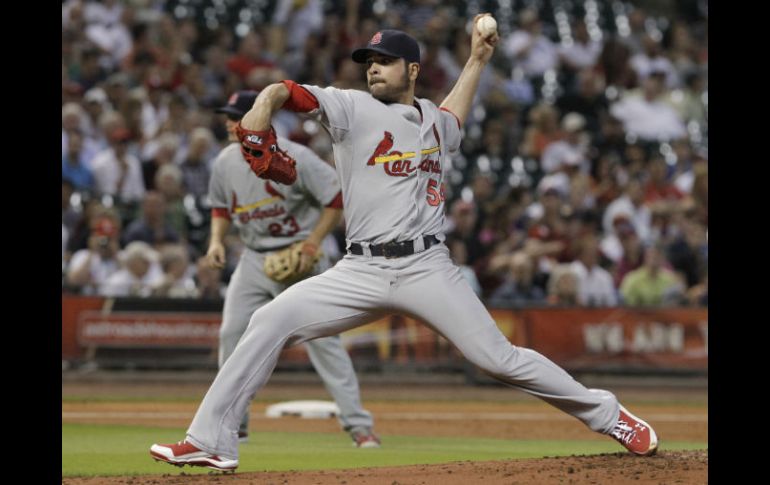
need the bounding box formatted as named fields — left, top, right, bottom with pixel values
left=62, top=0, right=707, bottom=307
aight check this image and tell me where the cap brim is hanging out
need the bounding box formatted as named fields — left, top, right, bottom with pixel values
left=214, top=106, right=244, bottom=117
left=351, top=47, right=403, bottom=63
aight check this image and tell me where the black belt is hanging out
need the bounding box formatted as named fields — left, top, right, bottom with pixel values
left=347, top=235, right=440, bottom=259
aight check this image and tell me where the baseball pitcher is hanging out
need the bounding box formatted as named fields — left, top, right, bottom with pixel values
left=152, top=15, right=658, bottom=471
left=206, top=91, right=378, bottom=447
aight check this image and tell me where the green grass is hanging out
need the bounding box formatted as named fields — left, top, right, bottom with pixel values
left=62, top=423, right=707, bottom=477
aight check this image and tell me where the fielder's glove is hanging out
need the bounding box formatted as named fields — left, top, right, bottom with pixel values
left=235, top=124, right=297, bottom=185
left=264, top=241, right=323, bottom=284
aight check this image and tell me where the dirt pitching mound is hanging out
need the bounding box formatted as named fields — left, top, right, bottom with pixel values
left=62, top=449, right=707, bottom=484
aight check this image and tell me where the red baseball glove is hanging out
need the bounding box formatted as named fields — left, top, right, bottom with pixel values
left=235, top=124, right=297, bottom=185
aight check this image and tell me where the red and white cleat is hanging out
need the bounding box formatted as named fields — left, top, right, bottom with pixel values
left=610, top=405, right=659, bottom=456
left=150, top=440, right=238, bottom=471
left=350, top=428, right=381, bottom=448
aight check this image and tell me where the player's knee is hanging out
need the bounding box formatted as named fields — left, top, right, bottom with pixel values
left=469, top=343, right=521, bottom=378
left=246, top=304, right=293, bottom=336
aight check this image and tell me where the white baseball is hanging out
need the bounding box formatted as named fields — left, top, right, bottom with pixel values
left=477, top=16, right=497, bottom=37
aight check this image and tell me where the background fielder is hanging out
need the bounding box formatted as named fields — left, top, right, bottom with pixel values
left=207, top=90, right=378, bottom=447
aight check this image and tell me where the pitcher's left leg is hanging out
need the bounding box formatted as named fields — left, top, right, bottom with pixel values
left=393, top=250, right=618, bottom=434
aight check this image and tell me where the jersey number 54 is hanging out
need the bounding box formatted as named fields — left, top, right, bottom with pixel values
left=426, top=178, right=446, bottom=207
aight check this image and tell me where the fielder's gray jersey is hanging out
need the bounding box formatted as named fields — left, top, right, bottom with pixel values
left=209, top=139, right=341, bottom=251
left=300, top=85, right=462, bottom=245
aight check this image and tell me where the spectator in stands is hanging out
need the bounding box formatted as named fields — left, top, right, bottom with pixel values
left=446, top=199, right=485, bottom=267
left=596, top=36, right=637, bottom=90
left=122, top=191, right=180, bottom=248
left=622, top=8, right=648, bottom=55
left=685, top=272, right=708, bottom=307
left=569, top=236, right=617, bottom=307
left=609, top=220, right=644, bottom=288
left=467, top=171, right=498, bottom=246
left=105, top=72, right=131, bottom=114
left=74, top=46, right=109, bottom=92
left=556, top=69, right=608, bottom=134
left=644, top=154, right=685, bottom=210
left=490, top=251, right=546, bottom=305
left=66, top=197, right=103, bottom=254
left=620, top=242, right=684, bottom=306
left=141, top=132, right=179, bottom=191
left=226, top=30, right=276, bottom=82
left=666, top=217, right=708, bottom=289
left=333, top=58, right=369, bottom=91
left=416, top=36, right=454, bottom=103
left=62, top=179, right=81, bottom=269
left=558, top=19, right=602, bottom=74
left=200, top=45, right=232, bottom=107
left=593, top=114, right=627, bottom=162
left=140, top=73, right=171, bottom=140
left=521, top=103, right=563, bottom=160
left=267, top=0, right=324, bottom=57
left=100, top=241, right=164, bottom=297
left=445, top=235, right=482, bottom=297
left=66, top=211, right=122, bottom=295
left=667, top=70, right=707, bottom=127
left=630, top=34, right=679, bottom=89
left=117, top=91, right=146, bottom=154
left=503, top=9, right=558, bottom=84
left=91, top=126, right=146, bottom=203
left=670, top=139, right=695, bottom=189
left=157, top=94, right=194, bottom=151
left=602, top=177, right=652, bottom=244
left=591, top=153, right=624, bottom=213
left=687, top=160, right=708, bottom=226
left=82, top=87, right=112, bottom=140
left=121, top=22, right=164, bottom=83
left=154, top=164, right=189, bottom=240
left=547, top=264, right=579, bottom=306
left=153, top=244, right=198, bottom=298
left=180, top=127, right=215, bottom=199
left=610, top=71, right=687, bottom=142
left=62, top=102, right=100, bottom=163
left=541, top=112, right=590, bottom=175
left=525, top=185, right=571, bottom=263
left=83, top=0, right=133, bottom=71
left=62, top=130, right=95, bottom=193
left=665, top=20, right=700, bottom=78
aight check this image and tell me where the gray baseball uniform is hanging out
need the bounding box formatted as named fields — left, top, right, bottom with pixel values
left=208, top=138, right=373, bottom=435
left=186, top=86, right=619, bottom=459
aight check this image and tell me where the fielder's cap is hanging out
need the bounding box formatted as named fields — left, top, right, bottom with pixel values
left=215, top=90, right=259, bottom=118
left=352, top=30, right=420, bottom=64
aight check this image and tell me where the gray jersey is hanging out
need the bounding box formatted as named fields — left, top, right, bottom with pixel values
left=301, top=85, right=462, bottom=245
left=209, top=139, right=341, bottom=251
